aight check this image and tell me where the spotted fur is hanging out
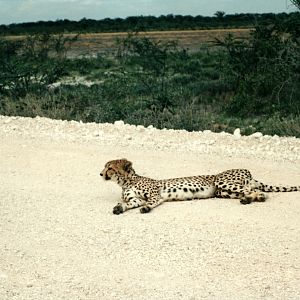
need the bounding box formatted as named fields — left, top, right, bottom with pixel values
left=100, top=158, right=300, bottom=214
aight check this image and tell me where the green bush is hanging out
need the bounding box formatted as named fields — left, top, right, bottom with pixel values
left=0, top=33, right=77, bottom=98
left=116, top=34, right=191, bottom=109
left=217, top=19, right=300, bottom=116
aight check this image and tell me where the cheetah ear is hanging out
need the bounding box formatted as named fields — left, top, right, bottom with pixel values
left=123, top=160, right=132, bottom=171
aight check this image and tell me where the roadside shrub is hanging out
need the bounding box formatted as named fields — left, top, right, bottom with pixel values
left=217, top=18, right=300, bottom=116
left=0, top=33, right=76, bottom=98
left=116, top=34, right=190, bottom=109
left=64, top=55, right=114, bottom=76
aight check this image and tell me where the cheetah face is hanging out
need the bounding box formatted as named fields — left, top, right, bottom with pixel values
left=100, top=158, right=132, bottom=182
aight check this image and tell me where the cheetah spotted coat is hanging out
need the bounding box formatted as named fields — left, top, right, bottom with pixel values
left=100, top=159, right=300, bottom=214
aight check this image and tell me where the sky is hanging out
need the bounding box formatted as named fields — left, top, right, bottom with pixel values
left=0, top=0, right=297, bottom=25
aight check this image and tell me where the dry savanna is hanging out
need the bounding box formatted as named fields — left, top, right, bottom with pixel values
left=5, top=28, right=251, bottom=55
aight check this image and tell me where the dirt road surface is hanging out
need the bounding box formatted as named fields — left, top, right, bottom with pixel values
left=1, top=116, right=300, bottom=300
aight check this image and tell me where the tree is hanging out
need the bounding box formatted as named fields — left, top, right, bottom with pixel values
left=0, top=33, right=75, bottom=97
left=215, top=15, right=300, bottom=116
left=214, top=11, right=226, bottom=19
left=116, top=34, right=185, bottom=109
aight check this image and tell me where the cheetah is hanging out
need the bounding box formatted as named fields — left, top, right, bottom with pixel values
left=100, top=158, right=300, bottom=214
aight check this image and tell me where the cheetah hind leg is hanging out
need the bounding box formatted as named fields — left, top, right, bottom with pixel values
left=215, top=184, right=267, bottom=205
left=240, top=190, right=268, bottom=205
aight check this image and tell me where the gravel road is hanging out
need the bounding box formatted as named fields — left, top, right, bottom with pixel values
left=1, top=116, right=300, bottom=300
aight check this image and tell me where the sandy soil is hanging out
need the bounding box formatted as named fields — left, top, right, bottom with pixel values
left=0, top=116, right=300, bottom=300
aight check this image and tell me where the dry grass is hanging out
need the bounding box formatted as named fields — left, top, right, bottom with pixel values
left=71, top=28, right=251, bottom=56
left=4, top=28, right=251, bottom=57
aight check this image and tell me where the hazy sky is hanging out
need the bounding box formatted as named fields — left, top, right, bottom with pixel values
left=0, top=0, right=296, bottom=25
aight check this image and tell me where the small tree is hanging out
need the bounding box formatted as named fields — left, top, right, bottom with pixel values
left=216, top=15, right=300, bottom=116
left=0, top=33, right=77, bottom=98
left=116, top=33, right=184, bottom=109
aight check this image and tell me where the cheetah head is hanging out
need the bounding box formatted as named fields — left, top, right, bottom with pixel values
left=100, top=158, right=133, bottom=182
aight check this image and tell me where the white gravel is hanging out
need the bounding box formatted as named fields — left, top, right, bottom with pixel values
left=0, top=115, right=300, bottom=300
left=1, top=115, right=299, bottom=162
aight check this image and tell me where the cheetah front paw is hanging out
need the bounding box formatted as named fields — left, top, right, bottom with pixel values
left=113, top=204, right=124, bottom=215
left=240, top=197, right=252, bottom=205
left=140, top=206, right=151, bottom=213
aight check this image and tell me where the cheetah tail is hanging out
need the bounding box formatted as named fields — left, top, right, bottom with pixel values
left=252, top=180, right=300, bottom=192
